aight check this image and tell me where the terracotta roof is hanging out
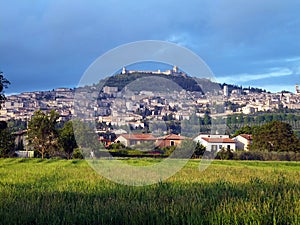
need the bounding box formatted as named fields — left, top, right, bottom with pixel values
left=201, top=137, right=236, bottom=143
left=239, top=134, right=253, bottom=140
left=158, top=134, right=186, bottom=140
left=119, top=133, right=157, bottom=141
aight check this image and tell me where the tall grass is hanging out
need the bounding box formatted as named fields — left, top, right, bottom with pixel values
left=0, top=159, right=299, bottom=224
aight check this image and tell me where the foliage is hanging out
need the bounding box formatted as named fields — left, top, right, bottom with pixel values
left=0, top=123, right=15, bottom=157
left=72, top=120, right=104, bottom=157
left=0, top=159, right=300, bottom=224
left=233, top=151, right=300, bottom=161
left=72, top=148, right=84, bottom=159
left=193, top=142, right=206, bottom=158
left=251, top=121, right=300, bottom=152
left=7, top=119, right=27, bottom=132
left=108, top=142, right=126, bottom=150
left=0, top=71, right=10, bottom=109
left=216, top=148, right=234, bottom=160
left=171, top=139, right=196, bottom=158
left=232, top=125, right=258, bottom=137
left=58, top=121, right=77, bottom=159
left=27, top=110, right=60, bottom=159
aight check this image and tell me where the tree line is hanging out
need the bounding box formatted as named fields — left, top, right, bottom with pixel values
left=233, top=120, right=300, bottom=152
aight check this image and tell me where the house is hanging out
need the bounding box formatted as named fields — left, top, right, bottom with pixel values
left=234, top=134, right=253, bottom=151
left=194, top=134, right=236, bottom=152
left=193, top=134, right=230, bottom=143
left=114, top=133, right=157, bottom=147
left=156, top=134, right=186, bottom=148
left=15, top=150, right=34, bottom=158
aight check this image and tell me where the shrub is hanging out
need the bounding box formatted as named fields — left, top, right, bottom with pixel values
left=232, top=151, right=300, bottom=161
left=72, top=148, right=84, bottom=159
left=216, top=148, right=234, bottom=160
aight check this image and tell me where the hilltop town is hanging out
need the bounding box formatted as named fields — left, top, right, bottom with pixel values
left=1, top=67, right=300, bottom=126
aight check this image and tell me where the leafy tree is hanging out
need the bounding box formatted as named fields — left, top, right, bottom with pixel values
left=0, top=71, right=10, bottom=109
left=58, top=121, right=77, bottom=159
left=193, top=142, right=206, bottom=157
left=231, top=115, right=237, bottom=124
left=0, top=122, right=15, bottom=157
left=27, top=110, right=60, bottom=159
left=7, top=119, right=27, bottom=132
left=226, top=116, right=232, bottom=125
left=203, top=112, right=211, bottom=125
left=256, top=115, right=265, bottom=123
left=237, top=114, right=244, bottom=123
left=72, top=120, right=103, bottom=157
left=233, top=125, right=258, bottom=137
left=244, top=115, right=253, bottom=123
left=265, top=114, right=273, bottom=123
left=251, top=121, right=300, bottom=152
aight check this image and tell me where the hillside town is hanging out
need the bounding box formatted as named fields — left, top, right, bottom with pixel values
left=1, top=68, right=300, bottom=123
left=1, top=68, right=300, bottom=156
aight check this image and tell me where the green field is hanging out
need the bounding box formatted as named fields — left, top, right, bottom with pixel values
left=0, top=159, right=300, bottom=225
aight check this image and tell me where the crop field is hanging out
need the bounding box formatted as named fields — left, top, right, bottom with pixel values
left=0, top=158, right=299, bottom=225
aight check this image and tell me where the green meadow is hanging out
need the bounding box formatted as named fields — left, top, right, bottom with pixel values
left=0, top=159, right=299, bottom=225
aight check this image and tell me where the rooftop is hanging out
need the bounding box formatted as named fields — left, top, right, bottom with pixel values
left=201, top=137, right=236, bottom=143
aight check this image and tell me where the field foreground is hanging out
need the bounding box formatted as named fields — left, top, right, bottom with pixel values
left=0, top=159, right=300, bottom=225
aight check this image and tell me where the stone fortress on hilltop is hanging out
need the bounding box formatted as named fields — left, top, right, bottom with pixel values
left=121, top=65, right=187, bottom=77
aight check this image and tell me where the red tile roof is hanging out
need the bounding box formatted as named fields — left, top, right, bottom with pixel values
left=158, top=134, right=186, bottom=140
left=119, top=133, right=157, bottom=141
left=201, top=137, right=236, bottom=143
left=239, top=134, right=253, bottom=140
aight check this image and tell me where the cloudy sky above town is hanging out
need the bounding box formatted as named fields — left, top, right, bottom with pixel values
left=1, top=0, right=300, bottom=94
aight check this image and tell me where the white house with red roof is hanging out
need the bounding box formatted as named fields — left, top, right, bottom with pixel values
left=194, top=134, right=236, bottom=152
left=233, top=134, right=253, bottom=151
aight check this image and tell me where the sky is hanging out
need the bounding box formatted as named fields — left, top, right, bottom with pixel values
left=1, top=0, right=300, bottom=94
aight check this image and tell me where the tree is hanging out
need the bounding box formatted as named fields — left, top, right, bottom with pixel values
left=72, top=120, right=103, bottom=158
left=27, top=110, right=59, bottom=159
left=0, top=71, right=10, bottom=109
left=203, top=112, right=211, bottom=125
left=193, top=142, right=206, bottom=158
left=58, top=121, right=77, bottom=159
left=233, top=125, right=258, bottom=137
left=237, top=114, right=244, bottom=124
left=0, top=121, right=15, bottom=157
left=251, top=121, right=300, bottom=152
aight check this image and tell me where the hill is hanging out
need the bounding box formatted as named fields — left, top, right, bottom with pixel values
left=101, top=72, right=204, bottom=93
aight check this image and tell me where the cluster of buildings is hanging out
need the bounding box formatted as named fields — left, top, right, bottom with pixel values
left=0, top=88, right=74, bottom=121
left=2, top=79, right=299, bottom=124
left=114, top=132, right=252, bottom=152
left=223, top=84, right=300, bottom=114
left=1, top=69, right=299, bottom=156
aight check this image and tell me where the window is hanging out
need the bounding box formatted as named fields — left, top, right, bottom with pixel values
left=212, top=145, right=217, bottom=151
left=219, top=145, right=222, bottom=149
left=170, top=141, right=175, bottom=146
left=227, top=145, right=231, bottom=150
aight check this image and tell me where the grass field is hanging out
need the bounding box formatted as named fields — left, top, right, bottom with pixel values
left=0, top=159, right=299, bottom=225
